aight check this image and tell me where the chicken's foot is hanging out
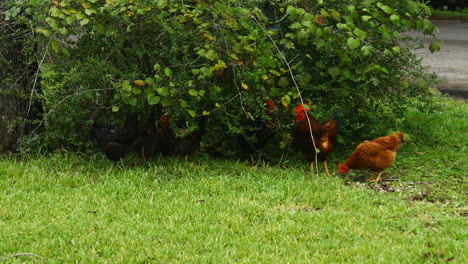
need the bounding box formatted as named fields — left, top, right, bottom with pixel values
left=323, top=160, right=330, bottom=176
left=368, top=171, right=384, bottom=183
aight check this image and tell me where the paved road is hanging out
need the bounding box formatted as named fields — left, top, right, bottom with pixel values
left=410, top=20, right=468, bottom=99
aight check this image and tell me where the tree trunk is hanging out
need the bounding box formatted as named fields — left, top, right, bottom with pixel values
left=0, top=13, right=42, bottom=152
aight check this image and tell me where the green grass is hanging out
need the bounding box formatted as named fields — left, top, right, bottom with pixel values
left=0, top=96, right=466, bottom=263
left=431, top=9, right=468, bottom=19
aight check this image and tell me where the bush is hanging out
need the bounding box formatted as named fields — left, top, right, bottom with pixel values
left=6, top=0, right=440, bottom=159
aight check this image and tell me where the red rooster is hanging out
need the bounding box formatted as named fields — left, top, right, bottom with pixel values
left=292, top=103, right=339, bottom=175
left=338, top=132, right=404, bottom=183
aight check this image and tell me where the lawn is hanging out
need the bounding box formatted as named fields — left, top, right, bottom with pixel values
left=431, top=9, right=468, bottom=20
left=0, top=97, right=466, bottom=263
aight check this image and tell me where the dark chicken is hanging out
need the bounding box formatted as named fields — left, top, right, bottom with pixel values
left=158, top=115, right=176, bottom=156
left=292, top=104, right=339, bottom=175
left=239, top=100, right=277, bottom=160
left=173, top=117, right=207, bottom=160
left=89, top=112, right=140, bottom=167
left=137, top=110, right=161, bottom=161
left=115, top=112, right=139, bottom=145
left=338, top=131, right=404, bottom=183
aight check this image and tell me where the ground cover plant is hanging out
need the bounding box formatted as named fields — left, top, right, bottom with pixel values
left=0, top=96, right=466, bottom=263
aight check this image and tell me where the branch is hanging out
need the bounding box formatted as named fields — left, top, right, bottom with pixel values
left=27, top=33, right=55, bottom=117
left=31, top=87, right=115, bottom=134
left=1, top=252, right=45, bottom=263
left=250, top=14, right=319, bottom=176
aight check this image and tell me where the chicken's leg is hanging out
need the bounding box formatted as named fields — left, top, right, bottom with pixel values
left=368, top=171, right=384, bottom=183
left=374, top=171, right=384, bottom=183
left=323, top=161, right=330, bottom=176
left=119, top=159, right=126, bottom=170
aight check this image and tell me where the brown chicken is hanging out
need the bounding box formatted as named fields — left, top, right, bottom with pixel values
left=292, top=103, right=339, bottom=175
left=338, top=131, right=404, bottom=183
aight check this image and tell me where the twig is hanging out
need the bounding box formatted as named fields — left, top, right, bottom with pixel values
left=215, top=21, right=248, bottom=118
left=31, top=87, right=115, bottom=134
left=251, top=13, right=319, bottom=176
left=6, top=252, right=45, bottom=263
left=27, top=33, right=55, bottom=117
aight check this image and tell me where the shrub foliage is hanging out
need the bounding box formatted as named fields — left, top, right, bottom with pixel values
left=3, top=0, right=440, bottom=157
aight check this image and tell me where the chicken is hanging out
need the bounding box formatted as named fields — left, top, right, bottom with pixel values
left=137, top=110, right=161, bottom=161
left=89, top=122, right=117, bottom=151
left=115, top=112, right=139, bottom=145
left=173, top=116, right=207, bottom=161
left=239, top=100, right=277, bottom=160
left=338, top=131, right=404, bottom=183
left=158, top=115, right=176, bottom=156
left=292, top=103, right=339, bottom=175
left=89, top=112, right=140, bottom=167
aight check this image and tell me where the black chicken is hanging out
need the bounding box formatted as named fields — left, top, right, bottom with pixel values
left=89, top=112, right=140, bottom=168
left=173, top=116, right=207, bottom=160
left=238, top=100, right=277, bottom=161
left=158, top=115, right=176, bottom=156
left=138, top=110, right=161, bottom=161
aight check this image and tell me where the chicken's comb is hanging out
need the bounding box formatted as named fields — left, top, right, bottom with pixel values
left=265, top=100, right=275, bottom=109
left=338, top=163, right=349, bottom=174
left=160, top=115, right=168, bottom=123
left=295, top=103, right=310, bottom=115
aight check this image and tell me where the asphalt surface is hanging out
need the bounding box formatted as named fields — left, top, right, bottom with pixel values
left=410, top=20, right=468, bottom=99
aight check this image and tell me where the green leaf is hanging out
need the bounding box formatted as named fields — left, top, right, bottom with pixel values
left=121, top=81, right=132, bottom=91
left=164, top=68, right=173, bottom=77
left=188, top=110, right=196, bottom=117
left=50, top=7, right=61, bottom=17
left=390, top=14, right=400, bottom=21
left=353, top=28, right=367, bottom=40
left=156, top=87, right=169, bottom=97
left=392, top=47, right=401, bottom=53
left=205, top=49, right=218, bottom=61
left=153, top=63, right=161, bottom=71
left=85, top=8, right=94, bottom=16
left=361, top=15, right=372, bottom=22
left=145, top=77, right=155, bottom=85
left=188, top=89, right=198, bottom=96
left=112, top=106, right=119, bottom=112
left=50, top=40, right=60, bottom=53
left=199, top=90, right=206, bottom=96
left=380, top=5, right=393, bottom=14
left=80, top=18, right=90, bottom=26
left=289, top=22, right=302, bottom=30
left=147, top=95, right=160, bottom=105
left=429, top=41, right=440, bottom=53
left=327, top=67, right=340, bottom=77
left=161, top=98, right=171, bottom=107
left=361, top=46, right=371, bottom=56
left=336, top=23, right=350, bottom=31
left=36, top=28, right=52, bottom=37
left=128, top=97, right=137, bottom=106
left=331, top=11, right=341, bottom=21
left=347, top=38, right=360, bottom=50
left=132, top=87, right=141, bottom=95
